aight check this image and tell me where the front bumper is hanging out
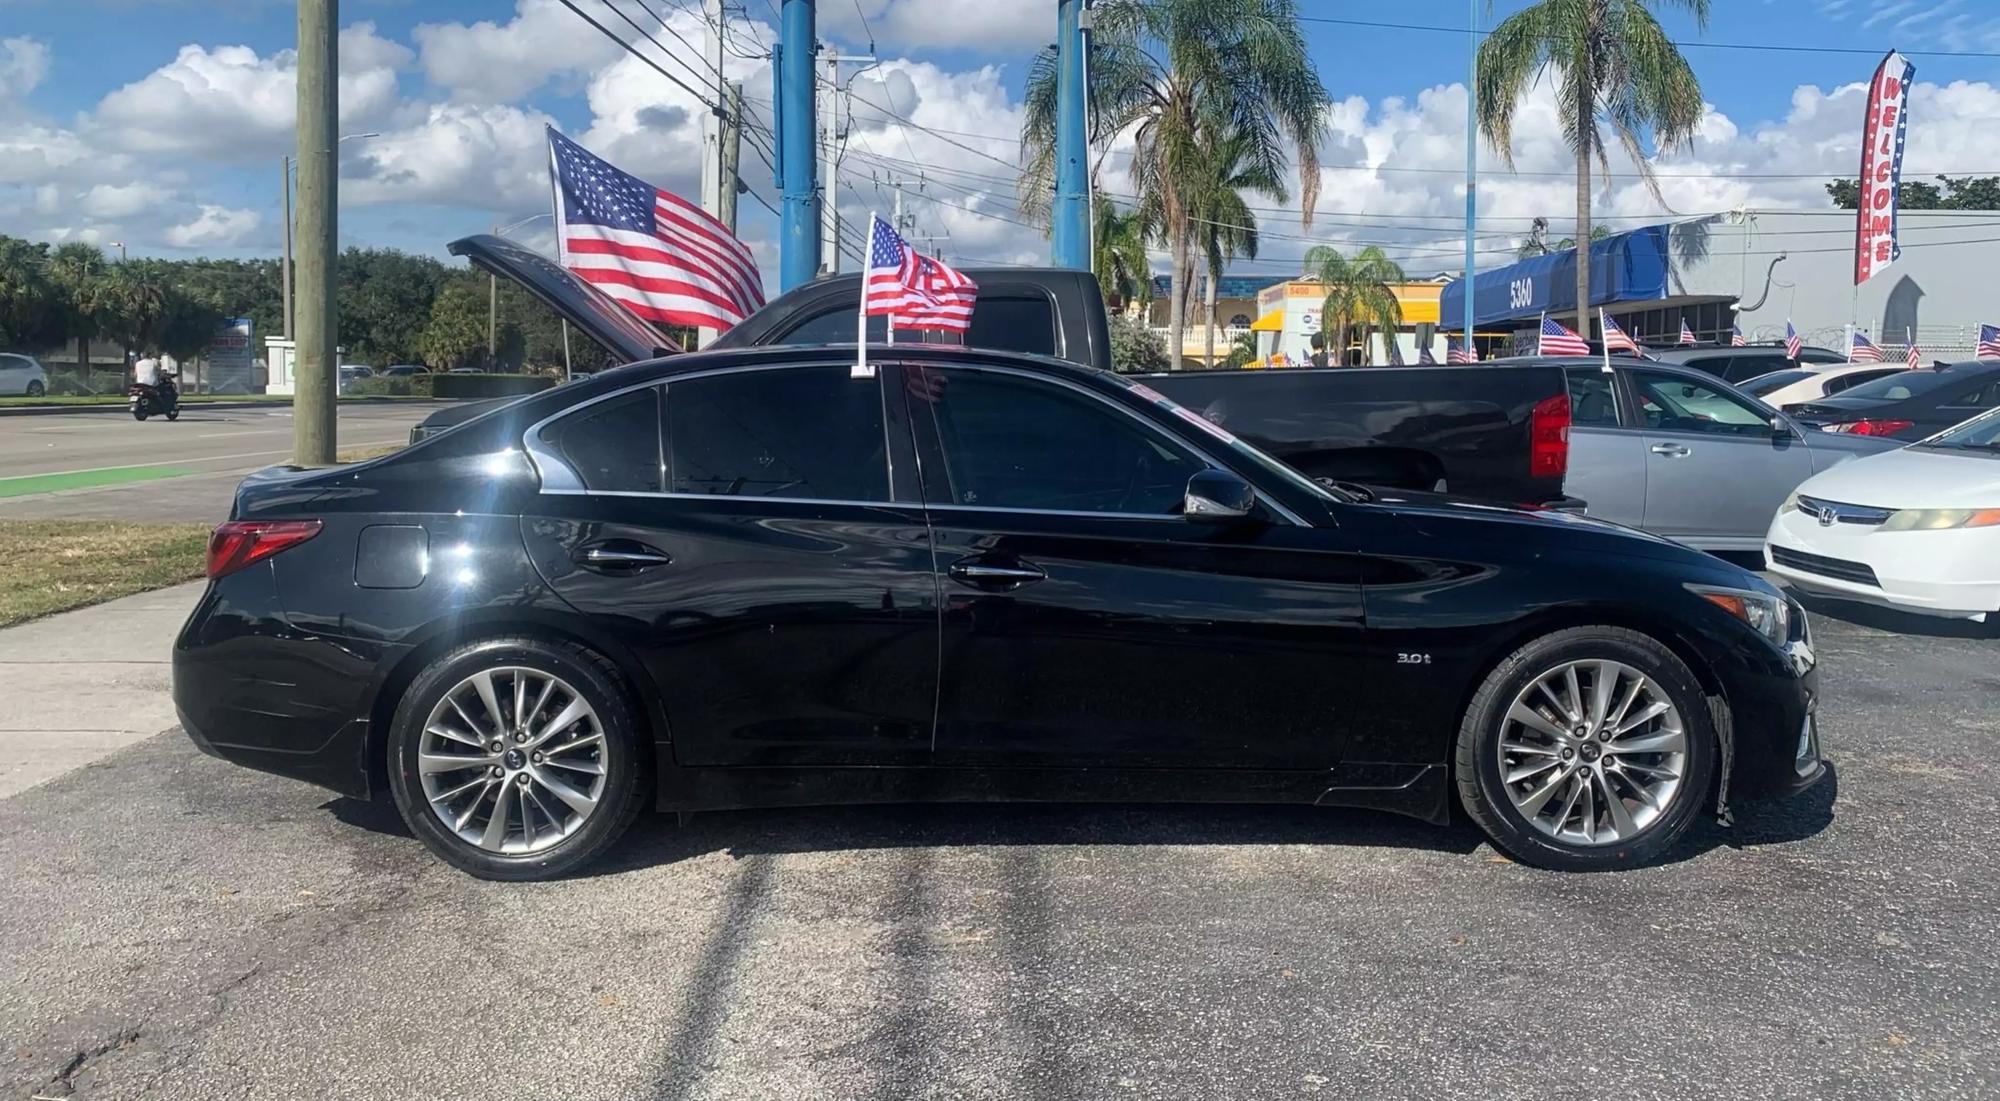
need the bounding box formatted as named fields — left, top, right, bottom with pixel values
left=1766, top=506, right=2000, bottom=620
left=1710, top=601, right=1827, bottom=804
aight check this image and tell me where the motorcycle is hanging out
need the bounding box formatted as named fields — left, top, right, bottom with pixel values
left=129, top=371, right=181, bottom=421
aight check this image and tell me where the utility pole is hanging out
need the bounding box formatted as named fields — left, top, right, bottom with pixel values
left=281, top=156, right=293, bottom=340
left=697, top=0, right=726, bottom=346
left=719, top=81, right=744, bottom=234
left=1462, top=0, right=1478, bottom=348
left=1050, top=0, right=1089, bottom=269
left=294, top=0, right=337, bottom=466
left=777, top=0, right=818, bottom=291
left=816, top=45, right=876, bottom=274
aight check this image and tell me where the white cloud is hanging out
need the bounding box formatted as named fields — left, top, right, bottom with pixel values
left=163, top=204, right=261, bottom=248
left=344, top=101, right=556, bottom=211
left=0, top=36, right=50, bottom=107
left=412, top=0, right=622, bottom=103
left=77, top=182, right=173, bottom=220
left=820, top=0, right=1055, bottom=54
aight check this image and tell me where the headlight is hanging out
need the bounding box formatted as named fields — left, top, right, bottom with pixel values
left=1686, top=583, right=1789, bottom=645
left=1878, top=508, right=2000, bottom=531
left=1780, top=491, right=1801, bottom=515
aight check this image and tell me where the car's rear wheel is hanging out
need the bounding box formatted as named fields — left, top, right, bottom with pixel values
left=25, top=380, right=43, bottom=397
left=386, top=637, right=648, bottom=880
left=1455, top=627, right=1715, bottom=871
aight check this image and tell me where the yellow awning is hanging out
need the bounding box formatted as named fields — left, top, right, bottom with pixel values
left=1250, top=307, right=1285, bottom=332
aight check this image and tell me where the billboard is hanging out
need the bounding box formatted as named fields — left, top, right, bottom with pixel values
left=1854, top=50, right=1916, bottom=286
left=209, top=317, right=255, bottom=394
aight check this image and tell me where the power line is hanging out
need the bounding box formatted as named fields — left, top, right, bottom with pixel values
left=552, top=0, right=721, bottom=113
left=1294, top=14, right=2000, bottom=60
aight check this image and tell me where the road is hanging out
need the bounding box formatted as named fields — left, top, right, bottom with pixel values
left=0, top=402, right=448, bottom=522
left=1, top=602, right=1995, bottom=1100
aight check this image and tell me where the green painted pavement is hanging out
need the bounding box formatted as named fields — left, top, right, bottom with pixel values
left=0, top=465, right=199, bottom=498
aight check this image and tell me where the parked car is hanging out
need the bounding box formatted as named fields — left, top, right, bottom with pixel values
left=1784, top=361, right=2000, bottom=440
left=1502, top=357, right=1897, bottom=553
left=0, top=353, right=48, bottom=396
left=446, top=367, right=484, bottom=375
left=415, top=234, right=1578, bottom=505
left=338, top=365, right=376, bottom=395
left=1649, top=344, right=1845, bottom=384
left=1738, top=361, right=1906, bottom=408
left=173, top=343, right=1824, bottom=879
left=1768, top=404, right=2000, bottom=620
left=383, top=364, right=430, bottom=378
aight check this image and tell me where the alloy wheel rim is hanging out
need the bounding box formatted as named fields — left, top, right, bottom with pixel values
left=1496, top=659, right=1687, bottom=847
left=417, top=666, right=607, bottom=854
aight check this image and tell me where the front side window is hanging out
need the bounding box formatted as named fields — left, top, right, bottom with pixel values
left=665, top=366, right=888, bottom=501
left=1630, top=370, right=1771, bottom=436
left=544, top=387, right=662, bottom=492
left=911, top=367, right=1203, bottom=514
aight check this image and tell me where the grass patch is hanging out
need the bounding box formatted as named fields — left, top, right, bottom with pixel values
left=0, top=394, right=434, bottom=408
left=336, top=442, right=406, bottom=463
left=0, top=520, right=210, bottom=629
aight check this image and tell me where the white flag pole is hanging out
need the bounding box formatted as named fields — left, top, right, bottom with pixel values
left=1599, top=308, right=1613, bottom=373
left=1844, top=322, right=1855, bottom=364
left=1538, top=310, right=1546, bottom=357
left=854, top=214, right=877, bottom=378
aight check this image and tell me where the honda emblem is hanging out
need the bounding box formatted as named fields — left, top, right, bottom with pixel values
left=1817, top=506, right=1836, bottom=527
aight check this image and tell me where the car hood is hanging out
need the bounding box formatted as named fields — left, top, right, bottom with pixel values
left=1365, top=486, right=1717, bottom=568
left=1793, top=445, right=2000, bottom=510
left=447, top=234, right=678, bottom=364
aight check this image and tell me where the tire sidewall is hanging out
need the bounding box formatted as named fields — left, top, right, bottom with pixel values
left=1462, top=629, right=1716, bottom=871
left=387, top=638, right=644, bottom=880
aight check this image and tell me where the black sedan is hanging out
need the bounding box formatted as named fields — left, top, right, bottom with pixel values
left=173, top=345, right=1826, bottom=879
left=1785, top=360, right=2000, bottom=439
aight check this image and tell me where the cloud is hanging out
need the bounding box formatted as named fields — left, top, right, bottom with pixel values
left=163, top=204, right=261, bottom=248
left=77, top=182, right=173, bottom=219
left=412, top=0, right=623, bottom=103
left=820, top=0, right=1056, bottom=54
left=343, top=101, right=556, bottom=212
left=88, top=22, right=410, bottom=159
left=0, top=36, right=50, bottom=107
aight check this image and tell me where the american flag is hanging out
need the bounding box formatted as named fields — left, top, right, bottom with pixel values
left=1785, top=320, right=1802, bottom=360
left=1678, top=319, right=1697, bottom=346
left=1731, top=323, right=1747, bottom=347
left=1538, top=316, right=1591, bottom=357
left=1978, top=323, right=2000, bottom=359
left=548, top=129, right=763, bottom=331
left=864, top=215, right=977, bottom=331
left=1850, top=329, right=1885, bottom=363
left=1418, top=341, right=1437, bottom=365
left=1386, top=337, right=1405, bottom=365
left=1447, top=335, right=1478, bottom=364
left=1905, top=331, right=1922, bottom=369
left=1601, top=313, right=1640, bottom=355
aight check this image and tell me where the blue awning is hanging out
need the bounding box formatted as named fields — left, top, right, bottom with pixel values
left=1439, top=224, right=1672, bottom=329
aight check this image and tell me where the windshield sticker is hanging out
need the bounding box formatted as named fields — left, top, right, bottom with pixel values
left=1127, top=383, right=1169, bottom=404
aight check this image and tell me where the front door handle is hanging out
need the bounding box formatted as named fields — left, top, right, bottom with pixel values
left=573, top=541, right=673, bottom=572
left=1649, top=443, right=1692, bottom=457
left=948, top=557, right=1046, bottom=590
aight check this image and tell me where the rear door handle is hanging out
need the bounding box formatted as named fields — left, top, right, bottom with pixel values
left=948, top=558, right=1046, bottom=589
left=573, top=540, right=673, bottom=572
left=1649, top=443, right=1692, bottom=457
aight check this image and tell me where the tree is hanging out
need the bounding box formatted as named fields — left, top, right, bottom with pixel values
left=44, top=242, right=111, bottom=378
left=1302, top=245, right=1405, bottom=366
left=1021, top=0, right=1328, bottom=369
left=1826, top=174, right=2000, bottom=210
left=1175, top=130, right=1282, bottom=366
left=0, top=235, right=57, bottom=350
left=1107, top=312, right=1170, bottom=373
left=339, top=248, right=452, bottom=364
left=1478, top=0, right=1709, bottom=333
left=1092, top=196, right=1153, bottom=312
left=418, top=279, right=490, bottom=370
left=99, top=260, right=172, bottom=355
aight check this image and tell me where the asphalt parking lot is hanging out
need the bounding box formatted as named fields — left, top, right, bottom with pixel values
left=2, top=599, right=1996, bottom=1100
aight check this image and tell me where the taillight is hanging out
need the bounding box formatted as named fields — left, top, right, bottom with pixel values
left=207, top=520, right=323, bottom=579
left=1529, top=393, right=1571, bottom=478
left=1826, top=419, right=1913, bottom=437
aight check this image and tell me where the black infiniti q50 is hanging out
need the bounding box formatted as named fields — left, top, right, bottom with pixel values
left=174, top=345, right=1826, bottom=879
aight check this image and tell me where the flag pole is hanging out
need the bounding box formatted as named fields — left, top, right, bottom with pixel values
left=854, top=213, right=876, bottom=378
left=1599, top=308, right=1612, bottom=373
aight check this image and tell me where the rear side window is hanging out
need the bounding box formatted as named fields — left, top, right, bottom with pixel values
left=1840, top=370, right=1960, bottom=401
left=665, top=366, right=887, bottom=501
left=545, top=387, right=662, bottom=492
left=1822, top=368, right=1896, bottom=394
left=1565, top=369, right=1620, bottom=426
left=776, top=308, right=887, bottom=345
left=1743, top=369, right=1812, bottom=396
left=963, top=295, right=1058, bottom=357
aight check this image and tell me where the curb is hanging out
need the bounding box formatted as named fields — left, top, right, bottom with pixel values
left=0, top=397, right=456, bottom=418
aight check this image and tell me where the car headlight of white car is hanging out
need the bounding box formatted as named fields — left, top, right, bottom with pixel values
left=1876, top=508, right=2000, bottom=531
left=1686, top=583, right=1790, bottom=645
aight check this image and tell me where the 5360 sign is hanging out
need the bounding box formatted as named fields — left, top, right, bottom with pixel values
left=1508, top=278, right=1535, bottom=310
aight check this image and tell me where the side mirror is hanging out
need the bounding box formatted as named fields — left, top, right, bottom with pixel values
left=1769, top=414, right=1793, bottom=437
left=1184, top=469, right=1256, bottom=520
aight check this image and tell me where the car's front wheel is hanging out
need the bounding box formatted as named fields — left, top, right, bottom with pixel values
left=386, top=637, right=648, bottom=880
left=1455, top=627, right=1716, bottom=871
left=25, top=380, right=43, bottom=397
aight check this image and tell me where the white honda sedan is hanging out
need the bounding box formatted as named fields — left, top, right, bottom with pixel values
left=1767, top=406, right=2000, bottom=620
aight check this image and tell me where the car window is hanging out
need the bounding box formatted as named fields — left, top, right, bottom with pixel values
left=1630, top=370, right=1772, bottom=436
left=1838, top=369, right=1961, bottom=401
left=665, top=366, right=887, bottom=501
left=1943, top=380, right=2000, bottom=409
left=1565, top=368, right=1620, bottom=426
left=774, top=307, right=888, bottom=345
left=545, top=387, right=662, bottom=493
left=910, top=366, right=1204, bottom=515
left=1798, top=349, right=1846, bottom=365
left=962, top=295, right=1058, bottom=357
left=1742, top=369, right=1812, bottom=397
left=1821, top=368, right=1897, bottom=395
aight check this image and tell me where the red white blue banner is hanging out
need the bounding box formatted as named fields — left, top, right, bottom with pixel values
left=1853, top=50, right=1916, bottom=286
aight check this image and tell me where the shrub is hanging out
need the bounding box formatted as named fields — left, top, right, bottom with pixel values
left=1108, top=313, right=1170, bottom=373
left=45, top=371, right=125, bottom=396
left=347, top=373, right=435, bottom=398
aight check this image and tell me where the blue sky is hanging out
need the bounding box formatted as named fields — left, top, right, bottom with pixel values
left=2, top=0, right=1996, bottom=278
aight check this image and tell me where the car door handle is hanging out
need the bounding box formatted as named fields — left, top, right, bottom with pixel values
left=1649, top=443, right=1692, bottom=457
left=573, top=541, right=673, bottom=572
left=947, top=558, right=1046, bottom=589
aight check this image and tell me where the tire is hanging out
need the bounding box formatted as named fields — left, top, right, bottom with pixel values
left=165, top=407, right=179, bottom=421
left=386, top=636, right=649, bottom=880
left=25, top=380, right=43, bottom=397
left=131, top=407, right=147, bottom=421
left=1455, top=626, right=1716, bottom=872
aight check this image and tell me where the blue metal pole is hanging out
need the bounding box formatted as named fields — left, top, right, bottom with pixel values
left=779, top=0, right=818, bottom=291
left=1051, top=0, right=1089, bottom=269
left=1463, top=0, right=1477, bottom=347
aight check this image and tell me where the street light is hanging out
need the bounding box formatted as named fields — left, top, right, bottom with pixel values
left=488, top=213, right=555, bottom=358
left=282, top=132, right=381, bottom=340
left=108, top=241, right=127, bottom=262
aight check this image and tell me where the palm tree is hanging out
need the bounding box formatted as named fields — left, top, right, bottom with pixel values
left=44, top=242, right=110, bottom=380
left=1092, top=196, right=1153, bottom=312
left=1180, top=131, right=1283, bottom=366
left=1477, top=0, right=1708, bottom=333
left=102, top=260, right=172, bottom=357
left=1021, top=0, right=1327, bottom=368
left=1302, top=245, right=1405, bottom=366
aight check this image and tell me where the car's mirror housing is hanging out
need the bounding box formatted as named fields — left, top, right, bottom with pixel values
left=1184, top=469, right=1256, bottom=521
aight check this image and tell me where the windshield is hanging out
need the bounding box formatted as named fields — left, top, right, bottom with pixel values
left=1743, top=369, right=1812, bottom=396
left=1837, top=368, right=1964, bottom=402
left=1103, top=374, right=1351, bottom=504
left=1916, top=405, right=2000, bottom=450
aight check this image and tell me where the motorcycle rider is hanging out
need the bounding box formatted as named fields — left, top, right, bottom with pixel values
left=130, top=351, right=179, bottom=417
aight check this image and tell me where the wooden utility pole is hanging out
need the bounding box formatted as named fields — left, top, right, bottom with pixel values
left=280, top=156, right=294, bottom=340
left=720, top=81, right=744, bottom=234
left=293, top=0, right=338, bottom=466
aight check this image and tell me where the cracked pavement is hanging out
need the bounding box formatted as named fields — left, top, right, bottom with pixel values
left=1, top=601, right=1997, bottom=1100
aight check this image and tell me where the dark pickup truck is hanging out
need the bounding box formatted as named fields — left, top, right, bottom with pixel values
left=418, top=234, right=1574, bottom=504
